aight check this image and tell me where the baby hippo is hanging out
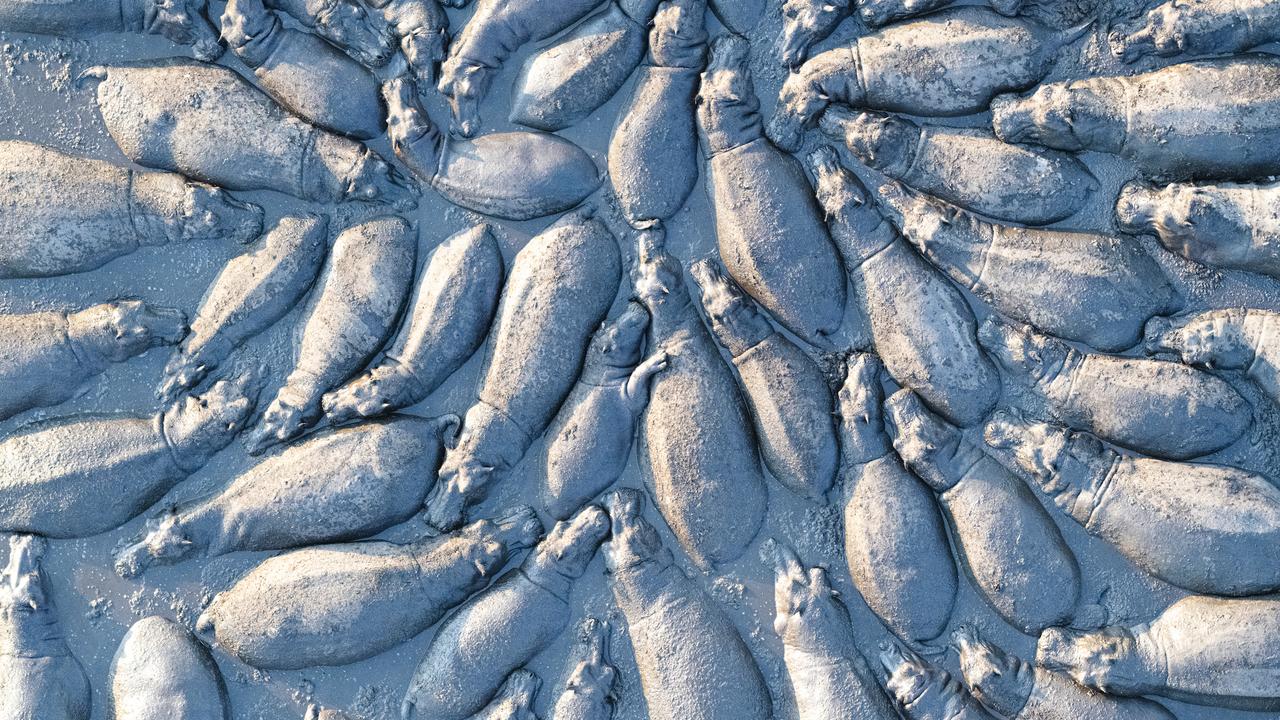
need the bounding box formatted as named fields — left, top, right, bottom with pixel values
left=767, top=539, right=898, bottom=720
left=0, top=0, right=222, bottom=59
left=987, top=412, right=1280, bottom=597
left=691, top=259, right=838, bottom=501
left=0, top=142, right=263, bottom=280
left=403, top=505, right=610, bottom=720
left=979, top=315, right=1250, bottom=460
left=776, top=0, right=852, bottom=68
left=222, top=0, right=385, bottom=139
left=1109, top=0, right=1280, bottom=62
left=768, top=7, right=1084, bottom=152
left=383, top=75, right=601, bottom=221
left=1038, top=595, right=1280, bottom=712
left=542, top=303, right=667, bottom=520
left=1146, top=308, right=1280, bottom=405
left=549, top=618, right=616, bottom=720
left=821, top=108, right=1097, bottom=225
left=0, top=300, right=186, bottom=422
left=1117, top=179, right=1280, bottom=280
left=0, top=375, right=259, bottom=538
left=884, top=389, right=1081, bottom=634
left=114, top=414, right=460, bottom=578
left=265, top=0, right=394, bottom=68
left=602, top=488, right=773, bottom=720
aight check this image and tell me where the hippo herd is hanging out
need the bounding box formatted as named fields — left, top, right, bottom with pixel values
left=1, top=0, right=1280, bottom=717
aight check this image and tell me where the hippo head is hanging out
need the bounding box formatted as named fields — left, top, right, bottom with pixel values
left=320, top=370, right=395, bottom=426
left=0, top=535, right=48, bottom=614
left=181, top=184, right=264, bottom=244
left=71, top=300, right=187, bottom=363
left=401, top=27, right=450, bottom=90
left=458, top=506, right=544, bottom=577
left=603, top=489, right=669, bottom=572
left=808, top=145, right=869, bottom=215
left=837, top=353, right=883, bottom=421
left=1144, top=311, right=1252, bottom=370
left=983, top=411, right=1072, bottom=486
left=768, top=47, right=855, bottom=152
left=163, top=373, right=261, bottom=469
left=991, top=85, right=1090, bottom=150
left=777, top=0, right=844, bottom=67
left=952, top=625, right=1034, bottom=717
left=113, top=508, right=195, bottom=579
left=1117, top=182, right=1248, bottom=266
left=314, top=0, right=395, bottom=68
left=766, top=538, right=854, bottom=655
left=977, top=316, right=1067, bottom=382
left=344, top=150, right=419, bottom=211
left=426, top=450, right=494, bottom=532
left=804, top=146, right=894, bottom=259
left=1108, top=7, right=1186, bottom=62
left=882, top=389, right=964, bottom=491
left=631, top=223, right=688, bottom=313
left=689, top=259, right=773, bottom=353
left=143, top=0, right=224, bottom=61
left=857, top=0, right=913, bottom=28
left=820, top=108, right=917, bottom=177
left=562, top=618, right=616, bottom=705
left=1113, top=181, right=1162, bottom=234
left=984, top=412, right=1108, bottom=524
left=383, top=73, right=440, bottom=177
left=880, top=641, right=938, bottom=710
left=437, top=58, right=490, bottom=138
left=697, top=34, right=763, bottom=155
left=587, top=303, right=650, bottom=372
left=530, top=504, right=610, bottom=580
left=1037, top=625, right=1141, bottom=694
left=836, top=353, right=892, bottom=465
left=220, top=0, right=278, bottom=60
left=649, top=0, right=708, bottom=70
left=875, top=180, right=963, bottom=248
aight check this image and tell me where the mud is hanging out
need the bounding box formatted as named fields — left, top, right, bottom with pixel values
left=0, top=4, right=1277, bottom=720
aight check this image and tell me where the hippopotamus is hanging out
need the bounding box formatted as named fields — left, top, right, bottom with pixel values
left=0, top=300, right=186, bottom=422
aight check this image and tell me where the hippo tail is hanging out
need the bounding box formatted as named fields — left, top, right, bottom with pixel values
left=76, top=66, right=108, bottom=90
left=1054, top=17, right=1097, bottom=51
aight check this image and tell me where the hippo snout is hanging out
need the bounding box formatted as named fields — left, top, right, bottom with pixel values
left=990, top=94, right=1037, bottom=144
left=1115, top=181, right=1159, bottom=233
left=143, top=305, right=190, bottom=345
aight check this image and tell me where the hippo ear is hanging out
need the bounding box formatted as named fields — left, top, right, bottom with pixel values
left=1025, top=340, right=1044, bottom=366
left=808, top=566, right=834, bottom=597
